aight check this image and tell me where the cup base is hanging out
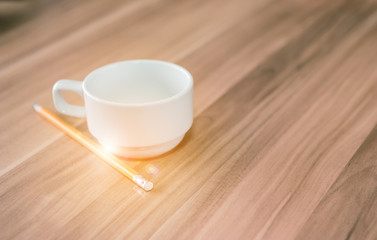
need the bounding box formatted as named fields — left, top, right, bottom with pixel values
left=99, top=135, right=185, bottom=159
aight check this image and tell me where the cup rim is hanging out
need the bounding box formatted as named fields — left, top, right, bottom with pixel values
left=83, top=59, right=193, bottom=107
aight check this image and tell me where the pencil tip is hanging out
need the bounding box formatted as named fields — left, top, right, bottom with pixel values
left=32, top=103, right=42, bottom=112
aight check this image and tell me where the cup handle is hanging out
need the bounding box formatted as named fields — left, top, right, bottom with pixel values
left=53, top=79, right=85, bottom=117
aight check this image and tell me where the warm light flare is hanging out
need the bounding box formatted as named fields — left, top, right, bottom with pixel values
left=146, top=164, right=161, bottom=178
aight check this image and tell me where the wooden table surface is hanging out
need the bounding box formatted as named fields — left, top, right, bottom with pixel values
left=1, top=0, right=377, bottom=239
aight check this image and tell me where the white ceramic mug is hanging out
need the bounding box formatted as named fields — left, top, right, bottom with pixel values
left=53, top=60, right=193, bottom=159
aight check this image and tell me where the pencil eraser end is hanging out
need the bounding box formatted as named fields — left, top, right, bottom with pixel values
left=144, top=181, right=153, bottom=191
left=133, top=175, right=153, bottom=191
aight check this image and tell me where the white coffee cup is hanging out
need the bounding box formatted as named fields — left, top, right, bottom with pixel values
left=53, top=60, right=193, bottom=159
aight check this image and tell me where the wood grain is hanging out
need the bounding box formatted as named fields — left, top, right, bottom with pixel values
left=1, top=0, right=377, bottom=239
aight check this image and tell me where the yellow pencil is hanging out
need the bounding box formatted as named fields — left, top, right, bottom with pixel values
left=33, top=104, right=153, bottom=191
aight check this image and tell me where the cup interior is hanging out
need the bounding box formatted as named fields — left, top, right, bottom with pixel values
left=84, top=60, right=192, bottom=105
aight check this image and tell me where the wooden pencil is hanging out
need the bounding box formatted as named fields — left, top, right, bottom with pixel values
left=33, top=104, right=153, bottom=191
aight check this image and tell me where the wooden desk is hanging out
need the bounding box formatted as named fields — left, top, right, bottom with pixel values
left=1, top=0, right=377, bottom=239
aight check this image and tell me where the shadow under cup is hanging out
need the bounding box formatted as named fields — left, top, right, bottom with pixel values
left=83, top=60, right=193, bottom=159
